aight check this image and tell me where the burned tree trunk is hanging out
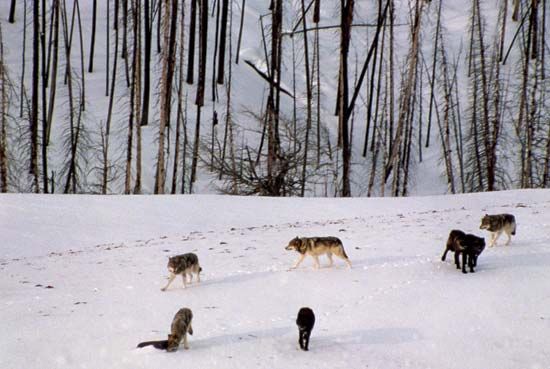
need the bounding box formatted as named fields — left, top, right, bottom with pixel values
left=154, top=0, right=179, bottom=194
left=337, top=0, right=355, bottom=197
left=187, top=0, right=198, bottom=84
left=88, top=0, right=97, bottom=72
left=0, top=23, right=8, bottom=192
left=31, top=0, right=40, bottom=192
left=190, top=0, right=208, bottom=191
left=216, top=0, right=229, bottom=84
left=141, top=0, right=153, bottom=126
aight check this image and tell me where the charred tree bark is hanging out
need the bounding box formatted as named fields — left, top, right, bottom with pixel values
left=155, top=0, right=179, bottom=194
left=141, top=0, right=153, bottom=125
left=0, top=23, right=8, bottom=192
left=266, top=0, right=283, bottom=194
left=337, top=0, right=354, bottom=197
left=216, top=0, right=229, bottom=84
left=190, top=0, right=208, bottom=190
left=300, top=0, right=313, bottom=196
left=46, top=0, right=59, bottom=147
left=187, top=0, right=198, bottom=84
left=102, top=1, right=120, bottom=194
left=88, top=0, right=97, bottom=72
left=31, top=0, right=40, bottom=192
left=9, top=0, right=17, bottom=23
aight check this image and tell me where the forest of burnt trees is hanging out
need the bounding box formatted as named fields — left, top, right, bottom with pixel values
left=0, top=0, right=548, bottom=196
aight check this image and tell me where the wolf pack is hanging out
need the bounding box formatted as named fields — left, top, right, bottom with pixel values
left=137, top=212, right=516, bottom=353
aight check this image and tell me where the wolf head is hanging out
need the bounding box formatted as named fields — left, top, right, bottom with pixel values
left=285, top=237, right=301, bottom=251
left=167, top=257, right=177, bottom=273
left=166, top=334, right=180, bottom=352
left=471, top=236, right=486, bottom=255
left=463, top=234, right=486, bottom=255
left=479, top=214, right=492, bottom=230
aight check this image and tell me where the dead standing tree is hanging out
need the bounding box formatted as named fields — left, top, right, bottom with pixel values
left=0, top=22, right=9, bottom=192
left=337, top=0, right=354, bottom=197
left=384, top=0, right=424, bottom=195
left=266, top=0, right=284, bottom=195
left=190, top=0, right=208, bottom=192
left=154, top=0, right=178, bottom=194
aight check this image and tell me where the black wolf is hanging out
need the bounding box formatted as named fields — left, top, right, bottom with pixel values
left=441, top=230, right=486, bottom=273
left=296, top=307, right=315, bottom=351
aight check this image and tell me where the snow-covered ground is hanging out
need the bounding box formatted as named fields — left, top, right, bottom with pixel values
left=1, top=190, right=550, bottom=368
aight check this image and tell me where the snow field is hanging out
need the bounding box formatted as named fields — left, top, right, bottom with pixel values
left=1, top=190, right=550, bottom=368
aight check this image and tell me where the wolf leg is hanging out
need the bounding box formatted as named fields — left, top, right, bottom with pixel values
left=326, top=253, right=334, bottom=267
left=313, top=255, right=321, bottom=269
left=292, top=254, right=306, bottom=269
left=462, top=253, right=468, bottom=274
left=505, top=231, right=512, bottom=245
left=304, top=330, right=311, bottom=351
left=183, top=333, right=189, bottom=350
left=187, top=272, right=193, bottom=283
left=493, top=231, right=502, bottom=246
left=454, top=251, right=460, bottom=269
left=441, top=249, right=448, bottom=261
left=196, top=271, right=201, bottom=283
left=180, top=274, right=187, bottom=288
left=161, top=273, right=176, bottom=291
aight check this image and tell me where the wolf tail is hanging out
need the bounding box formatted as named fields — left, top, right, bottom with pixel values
left=199, top=267, right=203, bottom=273
left=512, top=221, right=516, bottom=235
left=137, top=340, right=169, bottom=350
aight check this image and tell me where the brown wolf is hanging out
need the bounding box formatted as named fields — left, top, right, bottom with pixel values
left=137, top=308, right=194, bottom=352
left=161, top=253, right=202, bottom=291
left=285, top=236, right=352, bottom=269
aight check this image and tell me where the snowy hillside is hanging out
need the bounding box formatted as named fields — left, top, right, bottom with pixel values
left=2, top=189, right=550, bottom=368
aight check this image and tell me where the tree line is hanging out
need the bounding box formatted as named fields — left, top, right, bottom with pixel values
left=0, top=0, right=548, bottom=196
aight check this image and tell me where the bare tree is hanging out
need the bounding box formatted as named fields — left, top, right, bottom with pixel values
left=216, top=0, right=229, bottom=84
left=154, top=0, right=178, bottom=194
left=9, top=0, right=17, bottom=23
left=0, top=22, right=9, bottom=192
left=190, top=0, right=208, bottom=191
left=88, top=0, right=97, bottom=72
left=299, top=0, right=313, bottom=196
left=140, top=0, right=153, bottom=126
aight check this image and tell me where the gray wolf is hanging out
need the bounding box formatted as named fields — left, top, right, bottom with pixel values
left=137, top=307, right=194, bottom=352
left=479, top=213, right=516, bottom=247
left=441, top=230, right=486, bottom=273
left=285, top=236, right=352, bottom=269
left=296, top=307, right=315, bottom=351
left=161, top=253, right=202, bottom=291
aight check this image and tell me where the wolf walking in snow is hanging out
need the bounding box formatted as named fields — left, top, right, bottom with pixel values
left=479, top=213, right=516, bottom=247
left=161, top=253, right=202, bottom=291
left=137, top=307, right=194, bottom=352
left=441, top=230, right=486, bottom=273
left=296, top=307, right=315, bottom=351
left=285, top=236, right=352, bottom=269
